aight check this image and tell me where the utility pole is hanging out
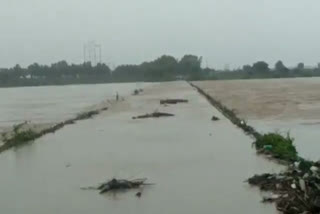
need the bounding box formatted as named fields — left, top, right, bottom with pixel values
left=83, top=44, right=87, bottom=63
left=83, top=41, right=102, bottom=66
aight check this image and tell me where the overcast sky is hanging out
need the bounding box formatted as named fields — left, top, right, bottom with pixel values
left=1, top=0, right=320, bottom=69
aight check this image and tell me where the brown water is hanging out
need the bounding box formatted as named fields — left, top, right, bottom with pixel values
left=194, top=78, right=320, bottom=120
left=194, top=78, right=320, bottom=161
left=0, top=82, right=147, bottom=129
left=0, top=82, right=282, bottom=214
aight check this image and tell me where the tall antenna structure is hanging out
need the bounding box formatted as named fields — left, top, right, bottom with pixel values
left=83, top=41, right=102, bottom=66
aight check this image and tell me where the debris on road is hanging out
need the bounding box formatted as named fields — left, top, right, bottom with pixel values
left=132, top=112, right=175, bottom=119
left=133, top=89, right=144, bottom=95
left=160, top=99, right=188, bottom=105
left=247, top=161, right=320, bottom=214
left=211, top=116, right=220, bottom=121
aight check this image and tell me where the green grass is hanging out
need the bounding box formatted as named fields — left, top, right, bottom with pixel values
left=76, top=110, right=100, bottom=120
left=255, top=133, right=298, bottom=161
left=298, top=158, right=314, bottom=172
left=4, top=129, right=39, bottom=146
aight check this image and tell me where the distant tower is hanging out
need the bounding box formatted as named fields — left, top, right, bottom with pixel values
left=83, top=41, right=102, bottom=66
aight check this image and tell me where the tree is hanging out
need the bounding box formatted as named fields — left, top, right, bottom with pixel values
left=297, top=63, right=305, bottom=70
left=275, top=60, right=289, bottom=73
left=179, top=55, right=202, bottom=74
left=243, top=65, right=252, bottom=72
left=252, top=61, right=270, bottom=73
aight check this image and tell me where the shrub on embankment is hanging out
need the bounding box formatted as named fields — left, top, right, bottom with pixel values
left=2, top=129, right=39, bottom=148
left=254, top=133, right=298, bottom=162
left=0, top=107, right=108, bottom=153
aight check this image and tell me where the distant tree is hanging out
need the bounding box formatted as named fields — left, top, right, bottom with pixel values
left=242, top=65, right=252, bottom=73
left=297, top=62, right=305, bottom=70
left=252, top=61, right=270, bottom=73
left=275, top=60, right=289, bottom=74
left=179, top=55, right=202, bottom=75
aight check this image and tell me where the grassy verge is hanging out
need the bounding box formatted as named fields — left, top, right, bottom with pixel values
left=3, top=129, right=39, bottom=147
left=0, top=107, right=108, bottom=153
left=254, top=133, right=298, bottom=161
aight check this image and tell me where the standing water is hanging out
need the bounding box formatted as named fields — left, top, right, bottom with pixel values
left=0, top=82, right=282, bottom=214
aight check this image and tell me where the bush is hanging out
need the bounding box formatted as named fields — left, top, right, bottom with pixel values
left=5, top=129, right=38, bottom=146
left=298, top=159, right=314, bottom=172
left=255, top=133, right=297, bottom=161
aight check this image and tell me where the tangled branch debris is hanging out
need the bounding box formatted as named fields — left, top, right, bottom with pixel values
left=132, top=112, right=174, bottom=119
left=160, top=99, right=188, bottom=105
left=211, top=116, right=220, bottom=121
left=133, top=89, right=144, bottom=95
left=248, top=161, right=320, bottom=214
left=82, top=178, right=152, bottom=195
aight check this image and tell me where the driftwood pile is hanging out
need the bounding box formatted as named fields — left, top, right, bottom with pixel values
left=211, top=116, right=220, bottom=121
left=132, top=112, right=175, bottom=119
left=133, top=89, right=144, bottom=95
left=82, top=178, right=151, bottom=197
left=248, top=162, right=320, bottom=214
left=98, top=178, right=148, bottom=194
left=160, top=99, right=188, bottom=105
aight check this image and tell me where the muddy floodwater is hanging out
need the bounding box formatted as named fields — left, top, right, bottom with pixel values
left=195, top=78, right=320, bottom=161
left=0, top=82, right=147, bottom=129
left=0, top=82, right=282, bottom=214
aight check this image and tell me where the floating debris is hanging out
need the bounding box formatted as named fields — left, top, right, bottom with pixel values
left=211, top=116, right=220, bottom=121
left=82, top=178, right=151, bottom=195
left=132, top=112, right=175, bottom=119
left=247, top=162, right=320, bottom=214
left=133, top=89, right=144, bottom=95
left=160, top=99, right=188, bottom=105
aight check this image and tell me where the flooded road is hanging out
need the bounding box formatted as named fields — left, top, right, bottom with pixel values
left=0, top=82, right=281, bottom=214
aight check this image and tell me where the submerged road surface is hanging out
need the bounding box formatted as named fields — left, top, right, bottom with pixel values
left=0, top=82, right=282, bottom=214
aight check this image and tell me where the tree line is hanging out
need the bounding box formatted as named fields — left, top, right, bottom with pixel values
left=0, top=55, right=320, bottom=87
left=212, top=61, right=320, bottom=80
